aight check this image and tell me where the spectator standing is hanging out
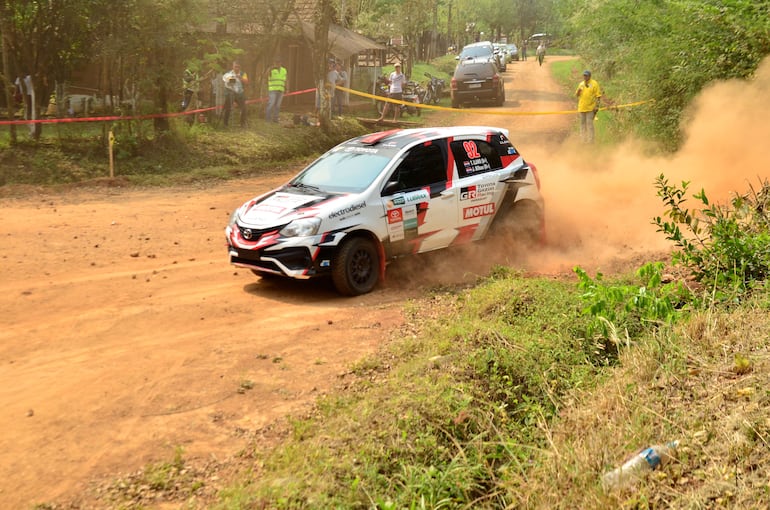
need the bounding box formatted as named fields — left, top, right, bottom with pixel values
left=376, top=62, right=406, bottom=122
left=325, top=59, right=340, bottom=118
left=575, top=70, right=602, bottom=143
left=223, top=61, right=249, bottom=127
left=334, top=61, right=348, bottom=116
left=520, top=41, right=527, bottom=61
left=265, top=56, right=288, bottom=123
left=536, top=43, right=546, bottom=66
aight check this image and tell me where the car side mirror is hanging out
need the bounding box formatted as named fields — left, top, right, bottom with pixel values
left=382, top=181, right=400, bottom=196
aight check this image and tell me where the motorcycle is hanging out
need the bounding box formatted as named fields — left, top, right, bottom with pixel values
left=374, top=75, right=390, bottom=115
left=423, top=72, right=446, bottom=105
left=401, top=80, right=424, bottom=116
left=374, top=75, right=425, bottom=117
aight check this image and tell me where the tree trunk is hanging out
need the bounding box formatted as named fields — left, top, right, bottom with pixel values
left=0, top=15, right=18, bottom=145
left=315, top=0, right=333, bottom=132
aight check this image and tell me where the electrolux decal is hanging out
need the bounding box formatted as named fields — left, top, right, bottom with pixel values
left=463, top=203, right=495, bottom=219
left=328, top=201, right=366, bottom=219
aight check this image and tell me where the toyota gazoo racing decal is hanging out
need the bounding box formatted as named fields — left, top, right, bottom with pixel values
left=459, top=182, right=496, bottom=202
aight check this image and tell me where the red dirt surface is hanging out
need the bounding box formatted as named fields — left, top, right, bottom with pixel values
left=10, top=53, right=763, bottom=507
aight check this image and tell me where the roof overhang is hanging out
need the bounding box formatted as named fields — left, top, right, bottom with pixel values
left=299, top=21, right=386, bottom=59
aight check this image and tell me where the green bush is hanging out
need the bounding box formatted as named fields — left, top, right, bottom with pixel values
left=654, top=174, right=770, bottom=303
left=575, top=262, right=689, bottom=348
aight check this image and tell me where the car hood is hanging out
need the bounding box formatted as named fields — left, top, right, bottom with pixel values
left=237, top=189, right=358, bottom=229
left=238, top=191, right=329, bottom=228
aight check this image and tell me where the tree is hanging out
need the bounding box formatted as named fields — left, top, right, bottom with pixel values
left=567, top=0, right=770, bottom=150
left=0, top=0, right=91, bottom=141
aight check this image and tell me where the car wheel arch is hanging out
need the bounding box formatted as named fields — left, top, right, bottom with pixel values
left=330, top=231, right=386, bottom=296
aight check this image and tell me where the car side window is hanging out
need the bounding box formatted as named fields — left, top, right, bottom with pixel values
left=450, top=139, right=503, bottom=178
left=386, top=143, right=447, bottom=194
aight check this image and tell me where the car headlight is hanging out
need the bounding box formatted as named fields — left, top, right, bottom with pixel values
left=228, top=208, right=240, bottom=227
left=280, top=217, right=321, bottom=237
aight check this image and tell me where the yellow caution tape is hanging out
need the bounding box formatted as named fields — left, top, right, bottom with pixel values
left=337, top=85, right=655, bottom=116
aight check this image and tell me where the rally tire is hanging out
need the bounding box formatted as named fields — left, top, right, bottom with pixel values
left=331, top=237, right=380, bottom=296
left=507, top=200, right=543, bottom=246
left=490, top=199, right=543, bottom=250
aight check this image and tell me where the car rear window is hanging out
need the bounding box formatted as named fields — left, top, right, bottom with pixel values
left=455, top=62, right=495, bottom=77
left=450, top=139, right=503, bottom=178
left=460, top=45, right=493, bottom=59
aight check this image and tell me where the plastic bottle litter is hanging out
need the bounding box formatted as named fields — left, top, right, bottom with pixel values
left=601, top=440, right=679, bottom=490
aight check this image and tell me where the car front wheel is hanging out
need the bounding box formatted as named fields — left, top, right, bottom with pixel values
left=332, top=237, right=380, bottom=296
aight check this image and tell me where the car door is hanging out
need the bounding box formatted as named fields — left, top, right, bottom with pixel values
left=380, top=139, right=458, bottom=255
left=449, top=136, right=509, bottom=243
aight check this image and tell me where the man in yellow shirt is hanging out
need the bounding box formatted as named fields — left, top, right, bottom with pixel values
left=575, top=70, right=602, bottom=143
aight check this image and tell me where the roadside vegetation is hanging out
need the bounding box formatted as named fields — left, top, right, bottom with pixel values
left=197, top=181, right=767, bottom=509
left=566, top=0, right=770, bottom=150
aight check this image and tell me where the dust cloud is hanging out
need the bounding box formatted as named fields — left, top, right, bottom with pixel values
left=391, top=59, right=770, bottom=288
left=531, top=56, right=770, bottom=276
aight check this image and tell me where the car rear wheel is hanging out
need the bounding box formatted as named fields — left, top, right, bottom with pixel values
left=490, top=199, right=543, bottom=250
left=332, top=237, right=380, bottom=296
left=495, top=87, right=506, bottom=106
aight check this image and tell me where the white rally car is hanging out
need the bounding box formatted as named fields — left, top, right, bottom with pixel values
left=225, top=126, right=544, bottom=295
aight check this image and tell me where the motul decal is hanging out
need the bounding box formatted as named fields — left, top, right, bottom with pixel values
left=463, top=203, right=495, bottom=219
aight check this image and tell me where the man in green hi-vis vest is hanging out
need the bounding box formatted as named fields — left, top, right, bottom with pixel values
left=266, top=56, right=288, bottom=123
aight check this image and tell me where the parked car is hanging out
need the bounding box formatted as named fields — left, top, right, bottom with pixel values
left=506, top=43, right=519, bottom=62
left=456, top=41, right=500, bottom=68
left=492, top=43, right=509, bottom=71
left=450, top=60, right=505, bottom=108
left=225, top=126, right=544, bottom=296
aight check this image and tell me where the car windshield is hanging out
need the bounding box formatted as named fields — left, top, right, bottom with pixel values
left=291, top=148, right=392, bottom=193
left=460, top=46, right=492, bottom=58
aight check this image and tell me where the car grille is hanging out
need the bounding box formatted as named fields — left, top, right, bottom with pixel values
left=230, top=246, right=314, bottom=273
left=238, top=224, right=284, bottom=241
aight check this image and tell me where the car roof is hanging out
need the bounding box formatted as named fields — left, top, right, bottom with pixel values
left=346, top=126, right=509, bottom=152
left=463, top=41, right=493, bottom=48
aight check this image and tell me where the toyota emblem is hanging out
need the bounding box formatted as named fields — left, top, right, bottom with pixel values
left=242, top=228, right=253, bottom=240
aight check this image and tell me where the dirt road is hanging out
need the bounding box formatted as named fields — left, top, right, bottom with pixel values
left=1, top=56, right=584, bottom=508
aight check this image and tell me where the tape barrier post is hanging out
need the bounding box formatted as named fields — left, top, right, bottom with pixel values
left=108, top=130, right=115, bottom=178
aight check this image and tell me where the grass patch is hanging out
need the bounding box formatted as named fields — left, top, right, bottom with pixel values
left=211, top=265, right=770, bottom=509
left=0, top=117, right=369, bottom=189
